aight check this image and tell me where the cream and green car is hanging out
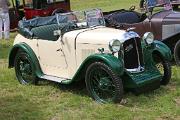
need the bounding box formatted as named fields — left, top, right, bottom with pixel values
left=9, top=9, right=172, bottom=103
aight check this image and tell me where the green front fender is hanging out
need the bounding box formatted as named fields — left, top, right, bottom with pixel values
left=153, top=40, right=172, bottom=61
left=8, top=43, right=43, bottom=77
left=83, top=53, right=125, bottom=76
left=62, top=53, right=124, bottom=84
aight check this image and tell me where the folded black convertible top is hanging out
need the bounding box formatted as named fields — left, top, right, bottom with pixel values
left=18, top=14, right=69, bottom=39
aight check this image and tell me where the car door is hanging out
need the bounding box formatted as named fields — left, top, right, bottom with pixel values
left=37, top=39, right=68, bottom=78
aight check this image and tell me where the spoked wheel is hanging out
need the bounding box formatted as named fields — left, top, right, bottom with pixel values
left=14, top=51, right=37, bottom=85
left=85, top=62, right=123, bottom=103
left=154, top=55, right=171, bottom=85
left=174, top=40, right=180, bottom=66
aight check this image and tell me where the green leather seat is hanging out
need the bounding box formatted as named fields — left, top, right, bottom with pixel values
left=31, top=22, right=76, bottom=41
left=31, top=24, right=60, bottom=41
left=18, top=15, right=69, bottom=40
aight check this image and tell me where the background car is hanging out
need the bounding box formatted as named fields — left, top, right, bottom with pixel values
left=104, top=0, right=180, bottom=65
left=171, top=0, right=180, bottom=9
left=139, top=0, right=180, bottom=9
left=9, top=0, right=70, bottom=29
left=9, top=9, right=172, bottom=103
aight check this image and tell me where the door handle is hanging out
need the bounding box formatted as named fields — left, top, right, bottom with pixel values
left=56, top=49, right=62, bottom=52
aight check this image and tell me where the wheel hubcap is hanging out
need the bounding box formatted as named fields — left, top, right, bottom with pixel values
left=99, top=77, right=113, bottom=90
left=17, top=56, right=34, bottom=83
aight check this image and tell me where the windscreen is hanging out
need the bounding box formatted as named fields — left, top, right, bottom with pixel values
left=59, top=9, right=105, bottom=28
left=24, top=0, right=66, bottom=8
left=47, top=0, right=65, bottom=4
left=85, top=9, right=105, bottom=27
left=24, top=0, right=33, bottom=8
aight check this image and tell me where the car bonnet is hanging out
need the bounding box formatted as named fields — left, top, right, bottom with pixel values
left=74, top=27, right=137, bottom=45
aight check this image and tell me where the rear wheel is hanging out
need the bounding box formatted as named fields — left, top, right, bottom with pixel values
left=154, top=55, right=171, bottom=85
left=14, top=51, right=37, bottom=85
left=173, top=5, right=179, bottom=10
left=174, top=40, right=180, bottom=66
left=85, top=62, right=124, bottom=103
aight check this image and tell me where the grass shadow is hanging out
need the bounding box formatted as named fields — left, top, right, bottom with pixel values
left=37, top=79, right=88, bottom=97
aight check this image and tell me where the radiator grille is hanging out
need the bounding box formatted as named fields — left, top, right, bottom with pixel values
left=122, top=37, right=144, bottom=69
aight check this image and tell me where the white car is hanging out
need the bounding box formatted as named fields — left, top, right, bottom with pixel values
left=9, top=9, right=172, bottom=103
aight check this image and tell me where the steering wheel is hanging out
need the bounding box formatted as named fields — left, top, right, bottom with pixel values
left=52, top=9, right=67, bottom=15
left=129, top=5, right=136, bottom=11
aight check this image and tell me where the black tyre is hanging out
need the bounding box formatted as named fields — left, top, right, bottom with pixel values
left=85, top=62, right=124, bottom=103
left=154, top=55, right=171, bottom=85
left=174, top=40, right=180, bottom=66
left=14, top=51, right=37, bottom=85
left=173, top=5, right=179, bottom=10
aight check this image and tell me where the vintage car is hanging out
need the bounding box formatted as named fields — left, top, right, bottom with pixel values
left=10, top=0, right=70, bottom=29
left=8, top=9, right=172, bottom=103
left=171, top=0, right=180, bottom=9
left=105, top=0, right=180, bottom=66
left=140, top=0, right=180, bottom=9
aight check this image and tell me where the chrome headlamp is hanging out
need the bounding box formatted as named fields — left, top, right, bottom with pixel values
left=143, top=32, right=154, bottom=45
left=109, top=39, right=121, bottom=53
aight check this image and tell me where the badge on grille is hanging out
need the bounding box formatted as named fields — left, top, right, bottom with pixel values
left=125, top=44, right=133, bottom=52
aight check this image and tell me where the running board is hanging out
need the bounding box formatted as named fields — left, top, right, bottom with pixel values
left=39, top=75, right=69, bottom=83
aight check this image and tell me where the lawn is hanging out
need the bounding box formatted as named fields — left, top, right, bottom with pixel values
left=0, top=0, right=180, bottom=120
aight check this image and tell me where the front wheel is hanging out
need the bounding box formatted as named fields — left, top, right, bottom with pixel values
left=174, top=40, right=180, bottom=66
left=154, top=55, right=171, bottom=85
left=14, top=51, right=37, bottom=85
left=85, top=62, right=124, bottom=103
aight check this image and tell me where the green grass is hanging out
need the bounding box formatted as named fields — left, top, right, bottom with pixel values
left=71, top=0, right=139, bottom=11
left=0, top=0, right=180, bottom=120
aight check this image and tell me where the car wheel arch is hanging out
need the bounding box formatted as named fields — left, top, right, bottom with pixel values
left=152, top=50, right=171, bottom=85
left=153, top=40, right=172, bottom=61
left=8, top=43, right=43, bottom=78
left=174, top=40, right=180, bottom=65
left=152, top=50, right=163, bottom=63
left=9, top=47, right=20, bottom=68
left=72, top=54, right=125, bottom=82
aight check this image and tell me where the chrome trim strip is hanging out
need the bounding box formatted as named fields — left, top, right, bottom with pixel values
left=122, top=37, right=145, bottom=73
left=40, top=75, right=69, bottom=83
left=126, top=66, right=145, bottom=73
left=134, top=38, right=141, bottom=68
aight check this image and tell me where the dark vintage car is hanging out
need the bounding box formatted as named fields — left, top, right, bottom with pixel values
left=9, top=0, right=70, bottom=29
left=140, top=0, right=180, bottom=9
left=104, top=0, right=180, bottom=65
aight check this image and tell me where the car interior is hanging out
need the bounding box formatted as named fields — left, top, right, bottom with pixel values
left=18, top=9, right=106, bottom=41
left=18, top=14, right=72, bottom=41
